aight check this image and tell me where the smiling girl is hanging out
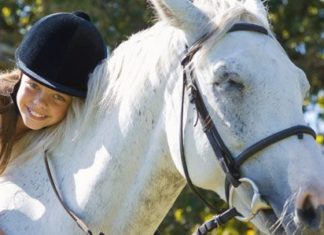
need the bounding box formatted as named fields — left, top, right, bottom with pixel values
left=16, top=74, right=73, bottom=135
left=0, top=11, right=107, bottom=175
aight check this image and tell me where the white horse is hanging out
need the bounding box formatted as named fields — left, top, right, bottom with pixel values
left=1, top=0, right=324, bottom=234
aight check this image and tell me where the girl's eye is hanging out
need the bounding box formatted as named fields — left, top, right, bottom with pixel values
left=53, top=94, right=66, bottom=102
left=28, top=82, right=39, bottom=89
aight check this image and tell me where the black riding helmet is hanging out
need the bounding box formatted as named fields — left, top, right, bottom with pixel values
left=15, top=11, right=107, bottom=98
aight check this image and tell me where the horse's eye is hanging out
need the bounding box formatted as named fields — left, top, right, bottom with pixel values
left=213, top=71, right=244, bottom=90
left=228, top=79, right=244, bottom=90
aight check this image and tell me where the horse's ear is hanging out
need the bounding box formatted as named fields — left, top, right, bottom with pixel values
left=149, top=0, right=209, bottom=42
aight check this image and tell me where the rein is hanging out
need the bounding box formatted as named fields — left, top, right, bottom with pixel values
left=44, top=152, right=162, bottom=235
left=44, top=152, right=105, bottom=235
left=179, top=23, right=316, bottom=234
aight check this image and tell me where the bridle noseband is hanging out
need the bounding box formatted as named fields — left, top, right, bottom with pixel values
left=179, top=23, right=316, bottom=235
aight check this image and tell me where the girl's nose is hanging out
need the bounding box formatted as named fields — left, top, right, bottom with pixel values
left=32, top=93, right=48, bottom=109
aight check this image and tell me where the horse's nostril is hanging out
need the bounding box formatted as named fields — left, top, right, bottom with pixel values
left=297, top=195, right=321, bottom=229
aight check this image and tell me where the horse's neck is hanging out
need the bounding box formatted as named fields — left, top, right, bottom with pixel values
left=50, top=68, right=186, bottom=233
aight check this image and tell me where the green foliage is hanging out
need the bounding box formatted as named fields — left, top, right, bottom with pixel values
left=0, top=0, right=154, bottom=68
left=0, top=0, right=44, bottom=69
left=38, top=0, right=154, bottom=48
left=0, top=0, right=323, bottom=234
left=0, top=0, right=43, bottom=42
left=266, top=0, right=324, bottom=92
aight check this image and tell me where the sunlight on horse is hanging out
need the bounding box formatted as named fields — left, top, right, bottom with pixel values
left=1, top=0, right=324, bottom=234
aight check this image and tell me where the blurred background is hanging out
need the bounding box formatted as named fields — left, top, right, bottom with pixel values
left=0, top=0, right=323, bottom=234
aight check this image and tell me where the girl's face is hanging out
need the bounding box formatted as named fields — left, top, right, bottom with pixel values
left=16, top=74, right=73, bottom=130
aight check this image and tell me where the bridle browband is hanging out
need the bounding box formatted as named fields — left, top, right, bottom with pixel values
left=180, top=23, right=316, bottom=235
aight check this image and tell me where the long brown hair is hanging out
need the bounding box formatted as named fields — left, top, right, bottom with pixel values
left=0, top=69, right=21, bottom=174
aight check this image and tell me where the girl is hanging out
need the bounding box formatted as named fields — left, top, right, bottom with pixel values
left=0, top=11, right=107, bottom=175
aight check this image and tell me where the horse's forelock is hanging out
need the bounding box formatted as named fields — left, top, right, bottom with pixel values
left=186, top=0, right=271, bottom=65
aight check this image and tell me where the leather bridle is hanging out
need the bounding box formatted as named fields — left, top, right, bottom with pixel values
left=179, top=23, right=316, bottom=235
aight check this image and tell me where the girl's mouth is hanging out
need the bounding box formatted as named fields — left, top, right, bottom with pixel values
left=27, top=106, right=47, bottom=119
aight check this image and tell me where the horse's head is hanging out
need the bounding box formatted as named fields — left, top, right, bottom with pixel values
left=152, top=0, right=324, bottom=233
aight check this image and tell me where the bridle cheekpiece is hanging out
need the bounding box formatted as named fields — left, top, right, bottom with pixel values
left=179, top=22, right=316, bottom=235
